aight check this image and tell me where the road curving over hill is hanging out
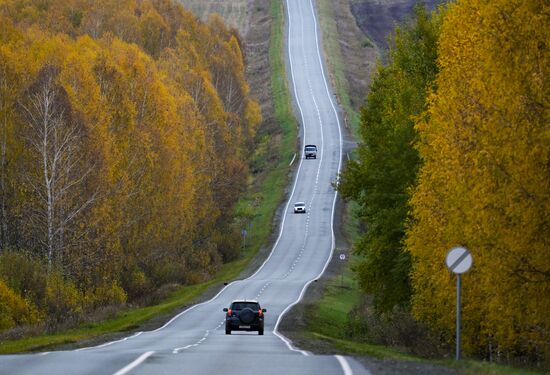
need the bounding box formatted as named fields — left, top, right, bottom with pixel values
left=0, top=1, right=370, bottom=374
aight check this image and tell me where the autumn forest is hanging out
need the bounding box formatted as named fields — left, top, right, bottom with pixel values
left=339, top=0, right=548, bottom=365
left=0, top=0, right=260, bottom=329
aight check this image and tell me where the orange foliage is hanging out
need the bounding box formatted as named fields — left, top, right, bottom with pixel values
left=0, top=0, right=261, bottom=326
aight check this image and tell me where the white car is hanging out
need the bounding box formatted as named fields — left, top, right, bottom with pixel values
left=294, top=202, right=306, bottom=214
left=304, top=144, right=317, bottom=159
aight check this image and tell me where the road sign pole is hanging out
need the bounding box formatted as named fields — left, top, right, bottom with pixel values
left=445, top=246, right=472, bottom=362
left=456, top=273, right=461, bottom=361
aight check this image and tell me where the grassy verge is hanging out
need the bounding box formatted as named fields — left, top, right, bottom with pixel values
left=270, top=0, right=298, bottom=164
left=0, top=265, right=235, bottom=353
left=315, top=0, right=362, bottom=254
left=316, top=0, right=360, bottom=136
left=235, top=0, right=297, bottom=260
left=302, top=264, right=419, bottom=361
left=305, top=261, right=545, bottom=375
left=0, top=0, right=297, bottom=355
left=305, top=266, right=359, bottom=338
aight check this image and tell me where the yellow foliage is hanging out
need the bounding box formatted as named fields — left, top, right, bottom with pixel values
left=407, top=0, right=549, bottom=359
left=0, top=0, right=260, bottom=324
left=83, top=281, right=127, bottom=311
left=0, top=280, right=41, bottom=330
left=45, top=272, right=83, bottom=320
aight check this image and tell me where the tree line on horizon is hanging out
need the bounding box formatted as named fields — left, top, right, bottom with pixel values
left=340, top=0, right=548, bottom=364
left=0, top=0, right=261, bottom=330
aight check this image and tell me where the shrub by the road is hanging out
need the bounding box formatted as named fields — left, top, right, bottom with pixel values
left=0, top=280, right=41, bottom=330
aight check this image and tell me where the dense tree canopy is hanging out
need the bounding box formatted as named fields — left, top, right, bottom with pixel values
left=0, top=0, right=260, bottom=328
left=338, top=6, right=441, bottom=313
left=407, top=0, right=549, bottom=361
left=342, top=0, right=548, bottom=363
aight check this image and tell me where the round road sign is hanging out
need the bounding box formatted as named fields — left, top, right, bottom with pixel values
left=445, top=246, right=473, bottom=274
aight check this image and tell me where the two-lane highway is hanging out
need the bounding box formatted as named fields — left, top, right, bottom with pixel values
left=0, top=1, right=370, bottom=374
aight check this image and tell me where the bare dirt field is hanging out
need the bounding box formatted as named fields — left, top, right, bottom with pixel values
left=178, top=0, right=251, bottom=35
left=317, top=0, right=378, bottom=114
left=350, top=0, right=442, bottom=49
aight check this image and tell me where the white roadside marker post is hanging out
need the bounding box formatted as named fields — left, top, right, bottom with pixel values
left=445, top=246, right=473, bottom=361
left=339, top=253, right=346, bottom=288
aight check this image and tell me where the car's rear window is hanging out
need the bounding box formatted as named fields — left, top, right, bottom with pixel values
left=305, top=146, right=316, bottom=150
left=231, top=302, right=260, bottom=310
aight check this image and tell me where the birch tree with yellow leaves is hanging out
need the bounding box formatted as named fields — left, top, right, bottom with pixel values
left=18, top=65, right=96, bottom=267
left=0, top=0, right=261, bottom=326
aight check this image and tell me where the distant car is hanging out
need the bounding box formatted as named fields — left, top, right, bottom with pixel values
left=294, top=202, right=306, bottom=213
left=223, top=300, right=266, bottom=335
left=304, top=144, right=317, bottom=159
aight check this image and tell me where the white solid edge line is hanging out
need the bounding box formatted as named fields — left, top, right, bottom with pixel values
left=76, top=331, right=143, bottom=352
left=335, top=355, right=354, bottom=375
left=75, top=0, right=312, bottom=351
left=112, top=351, right=154, bottom=375
left=273, top=0, right=347, bottom=367
left=246, top=0, right=310, bottom=282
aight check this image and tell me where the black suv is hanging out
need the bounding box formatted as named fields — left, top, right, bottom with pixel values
left=223, top=300, right=266, bottom=335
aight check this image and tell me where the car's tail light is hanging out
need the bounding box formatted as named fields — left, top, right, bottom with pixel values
left=258, top=309, right=263, bottom=317
left=228, top=309, right=232, bottom=316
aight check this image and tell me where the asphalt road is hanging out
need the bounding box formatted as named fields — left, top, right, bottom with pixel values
left=0, top=1, right=370, bottom=374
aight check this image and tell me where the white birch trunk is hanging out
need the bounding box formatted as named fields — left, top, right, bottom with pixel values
left=19, top=67, right=96, bottom=269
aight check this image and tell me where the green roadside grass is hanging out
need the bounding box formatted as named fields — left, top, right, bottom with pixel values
left=0, top=267, right=231, bottom=353
left=0, top=0, right=297, bottom=355
left=305, top=262, right=545, bottom=375
left=316, top=0, right=361, bottom=137
left=303, top=265, right=420, bottom=361
left=270, top=0, right=298, bottom=163
left=237, top=0, right=298, bottom=258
